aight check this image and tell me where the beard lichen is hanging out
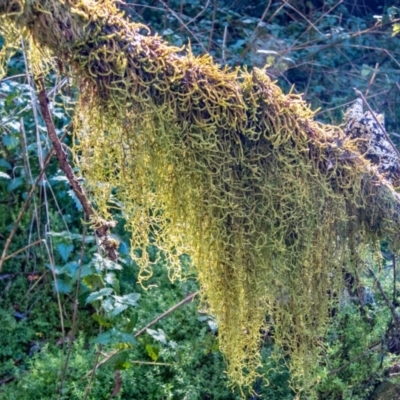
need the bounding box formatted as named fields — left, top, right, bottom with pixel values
left=1, top=0, right=400, bottom=395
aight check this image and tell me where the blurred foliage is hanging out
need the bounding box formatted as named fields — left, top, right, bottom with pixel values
left=1, top=0, right=400, bottom=399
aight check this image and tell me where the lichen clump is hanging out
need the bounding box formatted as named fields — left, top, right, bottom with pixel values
left=0, top=0, right=397, bottom=394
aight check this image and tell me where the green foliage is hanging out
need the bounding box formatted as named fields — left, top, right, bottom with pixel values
left=315, top=302, right=391, bottom=399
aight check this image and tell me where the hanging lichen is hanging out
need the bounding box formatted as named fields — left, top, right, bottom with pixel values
left=1, top=0, right=400, bottom=395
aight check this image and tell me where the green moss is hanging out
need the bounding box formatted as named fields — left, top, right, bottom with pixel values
left=1, top=0, right=400, bottom=394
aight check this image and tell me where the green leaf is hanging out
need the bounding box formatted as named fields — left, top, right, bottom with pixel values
left=393, top=22, right=400, bottom=36
left=102, top=297, right=114, bottom=313
left=120, top=293, right=140, bottom=306
left=45, top=263, right=63, bottom=275
left=57, top=243, right=74, bottom=262
left=67, top=189, right=83, bottom=211
left=91, top=253, right=122, bottom=272
left=109, top=302, right=129, bottom=317
left=53, top=278, right=72, bottom=294
left=86, top=288, right=113, bottom=304
left=93, top=329, right=137, bottom=346
left=146, top=328, right=167, bottom=345
left=82, top=274, right=104, bottom=290
left=92, top=313, right=112, bottom=328
left=0, top=159, right=11, bottom=169
left=103, top=350, right=131, bottom=371
left=6, top=177, right=23, bottom=192
left=2, top=133, right=19, bottom=148
left=115, top=332, right=137, bottom=346
left=122, top=313, right=138, bottom=333
left=93, top=331, right=113, bottom=345
left=145, top=344, right=159, bottom=361
left=104, top=272, right=119, bottom=291
left=64, top=261, right=79, bottom=277
left=80, top=263, right=96, bottom=278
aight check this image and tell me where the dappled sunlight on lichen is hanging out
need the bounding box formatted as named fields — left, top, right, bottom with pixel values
left=1, top=0, right=400, bottom=394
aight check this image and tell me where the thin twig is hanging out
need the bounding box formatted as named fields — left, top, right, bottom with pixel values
left=41, top=239, right=65, bottom=338
left=289, top=0, right=344, bottom=52
left=328, top=340, right=381, bottom=376
left=0, top=146, right=56, bottom=272
left=0, top=239, right=42, bottom=262
left=394, top=255, right=397, bottom=305
left=185, top=0, right=210, bottom=27
left=0, top=73, right=26, bottom=83
left=58, top=221, right=87, bottom=399
left=134, top=291, right=199, bottom=337
left=158, top=0, right=207, bottom=53
left=368, top=267, right=400, bottom=327
left=282, top=0, right=323, bottom=35
left=83, top=344, right=102, bottom=400
left=222, top=25, right=228, bottom=64
left=82, top=291, right=199, bottom=379
left=365, top=63, right=379, bottom=97
left=208, top=0, right=217, bottom=51
left=35, top=77, right=118, bottom=261
left=238, top=0, right=277, bottom=62
left=130, top=360, right=174, bottom=366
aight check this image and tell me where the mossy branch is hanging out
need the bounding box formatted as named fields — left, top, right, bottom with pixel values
left=1, top=0, right=400, bottom=394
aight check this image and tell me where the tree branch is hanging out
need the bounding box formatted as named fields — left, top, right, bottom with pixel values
left=35, top=77, right=118, bottom=261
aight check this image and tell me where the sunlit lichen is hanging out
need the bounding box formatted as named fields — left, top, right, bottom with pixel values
left=1, top=0, right=399, bottom=395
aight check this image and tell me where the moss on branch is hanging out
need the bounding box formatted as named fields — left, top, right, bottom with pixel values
left=1, top=0, right=400, bottom=394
